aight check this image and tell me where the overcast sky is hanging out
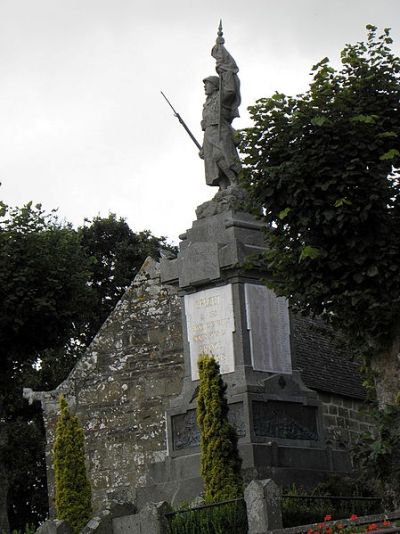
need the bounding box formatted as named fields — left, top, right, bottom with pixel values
left=1, top=0, right=399, bottom=243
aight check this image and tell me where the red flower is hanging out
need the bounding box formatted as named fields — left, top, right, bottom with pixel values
left=367, top=524, right=378, bottom=531
left=383, top=520, right=391, bottom=527
left=324, top=515, right=332, bottom=521
left=350, top=514, right=358, bottom=521
left=325, top=528, right=333, bottom=534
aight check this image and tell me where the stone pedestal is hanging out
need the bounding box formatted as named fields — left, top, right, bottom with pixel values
left=137, top=188, right=350, bottom=505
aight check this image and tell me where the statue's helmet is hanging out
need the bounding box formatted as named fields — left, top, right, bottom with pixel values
left=203, top=75, right=219, bottom=89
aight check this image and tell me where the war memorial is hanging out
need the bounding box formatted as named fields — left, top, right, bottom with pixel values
left=26, top=24, right=374, bottom=532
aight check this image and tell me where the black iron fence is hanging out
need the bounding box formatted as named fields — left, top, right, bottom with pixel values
left=164, top=491, right=383, bottom=532
left=282, top=493, right=384, bottom=527
left=165, top=497, right=248, bottom=534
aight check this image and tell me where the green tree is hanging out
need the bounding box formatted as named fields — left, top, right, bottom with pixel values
left=196, top=355, right=243, bottom=502
left=54, top=395, right=92, bottom=533
left=37, top=214, right=175, bottom=391
left=0, top=205, right=173, bottom=531
left=0, top=202, right=95, bottom=532
left=0, top=203, right=95, bottom=391
left=78, top=213, right=176, bottom=342
left=6, top=403, right=48, bottom=532
left=240, top=26, right=400, bottom=406
left=352, top=401, right=400, bottom=509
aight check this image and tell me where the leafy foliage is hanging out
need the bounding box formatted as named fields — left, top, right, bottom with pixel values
left=240, top=26, right=400, bottom=352
left=0, top=203, right=172, bottom=530
left=305, top=516, right=397, bottom=533
left=78, top=213, right=176, bottom=342
left=10, top=526, right=36, bottom=534
left=6, top=406, right=48, bottom=531
left=351, top=401, right=400, bottom=508
left=282, top=480, right=382, bottom=528
left=54, top=395, right=92, bottom=533
left=196, top=355, right=243, bottom=502
left=0, top=202, right=95, bottom=530
left=0, top=202, right=94, bottom=393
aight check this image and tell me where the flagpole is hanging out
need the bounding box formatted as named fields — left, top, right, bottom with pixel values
left=216, top=20, right=224, bottom=141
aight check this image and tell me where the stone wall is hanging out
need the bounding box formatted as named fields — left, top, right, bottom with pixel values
left=319, top=392, right=374, bottom=449
left=26, top=257, right=376, bottom=516
left=28, top=258, right=184, bottom=516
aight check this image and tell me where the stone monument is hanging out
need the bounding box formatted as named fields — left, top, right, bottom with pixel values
left=200, top=21, right=242, bottom=190
left=24, top=24, right=373, bottom=520
left=137, top=23, right=351, bottom=505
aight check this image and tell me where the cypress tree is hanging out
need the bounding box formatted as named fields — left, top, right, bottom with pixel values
left=196, top=354, right=243, bottom=502
left=53, top=395, right=92, bottom=533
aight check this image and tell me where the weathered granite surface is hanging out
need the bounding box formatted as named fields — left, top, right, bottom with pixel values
left=155, top=194, right=374, bottom=498
left=80, top=501, right=136, bottom=534
left=35, top=520, right=72, bottom=534
left=195, top=186, right=247, bottom=219
left=26, top=252, right=372, bottom=515
left=244, top=479, right=282, bottom=533
left=25, top=258, right=184, bottom=516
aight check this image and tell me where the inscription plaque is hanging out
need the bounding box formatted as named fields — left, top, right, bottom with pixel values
left=245, top=283, right=292, bottom=374
left=252, top=400, right=318, bottom=441
left=184, top=285, right=235, bottom=380
left=172, top=403, right=245, bottom=451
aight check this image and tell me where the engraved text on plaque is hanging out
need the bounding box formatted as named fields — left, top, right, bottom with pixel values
left=184, top=285, right=235, bottom=380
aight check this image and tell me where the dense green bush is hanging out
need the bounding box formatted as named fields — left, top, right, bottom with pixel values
left=8, top=525, right=36, bottom=534
left=351, top=402, right=400, bottom=509
left=196, top=355, right=243, bottom=503
left=53, top=395, right=92, bottom=533
left=281, top=481, right=383, bottom=528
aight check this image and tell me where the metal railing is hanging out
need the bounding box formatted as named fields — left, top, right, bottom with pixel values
left=281, top=493, right=384, bottom=527
left=165, top=497, right=248, bottom=534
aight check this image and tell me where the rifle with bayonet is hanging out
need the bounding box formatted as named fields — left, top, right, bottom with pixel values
left=160, top=91, right=202, bottom=150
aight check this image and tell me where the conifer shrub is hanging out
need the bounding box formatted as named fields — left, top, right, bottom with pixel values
left=196, top=354, right=243, bottom=502
left=53, top=395, right=92, bottom=533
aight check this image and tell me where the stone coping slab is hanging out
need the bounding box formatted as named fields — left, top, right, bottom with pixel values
left=270, top=510, right=400, bottom=534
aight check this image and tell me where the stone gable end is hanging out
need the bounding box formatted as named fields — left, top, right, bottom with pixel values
left=32, top=257, right=184, bottom=514
left=26, top=257, right=373, bottom=515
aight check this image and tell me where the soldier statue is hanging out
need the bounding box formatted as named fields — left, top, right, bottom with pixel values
left=199, top=22, right=242, bottom=190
